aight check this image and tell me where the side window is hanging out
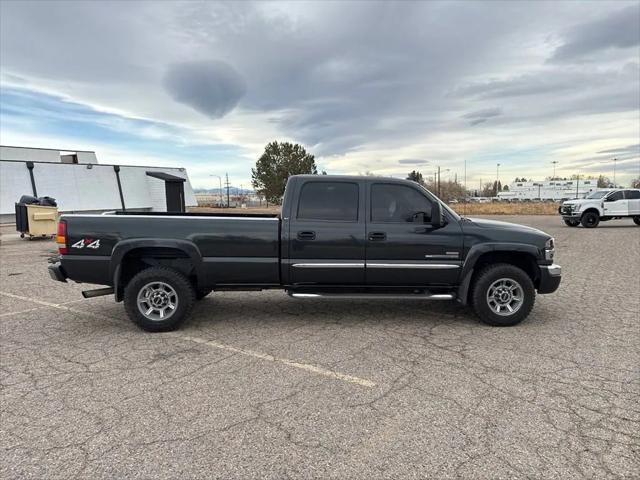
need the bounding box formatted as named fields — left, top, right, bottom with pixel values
left=606, top=191, right=624, bottom=201
left=624, top=190, right=640, bottom=200
left=371, top=184, right=432, bottom=223
left=297, top=182, right=359, bottom=221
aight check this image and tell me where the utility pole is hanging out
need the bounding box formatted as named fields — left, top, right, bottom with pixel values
left=496, top=163, right=501, bottom=196
left=551, top=161, right=559, bottom=180
left=225, top=173, right=230, bottom=208
left=437, top=166, right=441, bottom=197
left=575, top=173, right=579, bottom=198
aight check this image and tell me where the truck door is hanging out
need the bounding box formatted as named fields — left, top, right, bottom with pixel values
left=603, top=190, right=628, bottom=216
left=624, top=190, right=640, bottom=215
left=288, top=179, right=366, bottom=285
left=365, top=181, right=463, bottom=286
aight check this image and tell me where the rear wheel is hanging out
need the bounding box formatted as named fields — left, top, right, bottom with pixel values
left=633, top=216, right=640, bottom=226
left=124, top=267, right=195, bottom=332
left=471, top=264, right=535, bottom=327
left=563, top=218, right=580, bottom=227
left=580, top=211, right=600, bottom=228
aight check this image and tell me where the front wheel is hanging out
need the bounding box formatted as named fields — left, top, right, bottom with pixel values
left=471, top=264, right=535, bottom=327
left=124, top=267, right=195, bottom=332
left=580, top=211, right=600, bottom=228
left=563, top=218, right=580, bottom=227
left=633, top=216, right=640, bottom=226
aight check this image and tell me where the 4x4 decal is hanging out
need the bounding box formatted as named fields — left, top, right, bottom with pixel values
left=71, top=239, right=101, bottom=249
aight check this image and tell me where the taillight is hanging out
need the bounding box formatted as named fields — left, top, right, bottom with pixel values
left=57, top=220, right=68, bottom=254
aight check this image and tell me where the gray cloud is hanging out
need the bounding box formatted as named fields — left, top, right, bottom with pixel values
left=551, top=4, right=640, bottom=62
left=597, top=144, right=640, bottom=155
left=163, top=61, right=246, bottom=119
left=463, top=107, right=502, bottom=126
left=463, top=108, right=502, bottom=119
left=398, top=159, right=430, bottom=165
left=454, top=74, right=578, bottom=99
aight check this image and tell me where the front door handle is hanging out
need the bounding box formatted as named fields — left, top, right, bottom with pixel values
left=297, top=231, right=316, bottom=240
left=369, top=232, right=386, bottom=241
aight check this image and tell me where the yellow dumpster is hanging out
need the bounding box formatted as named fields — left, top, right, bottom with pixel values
left=15, top=204, right=59, bottom=239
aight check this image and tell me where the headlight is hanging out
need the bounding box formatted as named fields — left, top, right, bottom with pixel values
left=545, top=237, right=555, bottom=261
left=574, top=204, right=581, bottom=212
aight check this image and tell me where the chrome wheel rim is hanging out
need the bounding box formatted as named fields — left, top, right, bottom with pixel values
left=137, top=281, right=178, bottom=321
left=486, top=278, right=523, bottom=316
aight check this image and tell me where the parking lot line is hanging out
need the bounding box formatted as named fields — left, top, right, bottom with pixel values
left=0, top=291, right=115, bottom=321
left=0, top=297, right=89, bottom=317
left=0, top=291, right=376, bottom=388
left=179, top=335, right=377, bottom=388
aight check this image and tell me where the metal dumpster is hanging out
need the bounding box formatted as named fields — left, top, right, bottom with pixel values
left=15, top=203, right=59, bottom=239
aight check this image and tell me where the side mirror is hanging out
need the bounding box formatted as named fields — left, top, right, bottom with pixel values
left=430, top=202, right=444, bottom=228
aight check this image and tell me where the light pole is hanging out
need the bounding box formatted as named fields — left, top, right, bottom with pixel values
left=210, top=174, right=223, bottom=207
left=613, top=158, right=617, bottom=186
left=551, top=161, right=559, bottom=180
left=496, top=163, right=501, bottom=196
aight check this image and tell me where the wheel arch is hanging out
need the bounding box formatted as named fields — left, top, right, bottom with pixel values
left=581, top=207, right=601, bottom=218
left=457, top=245, right=540, bottom=305
left=111, top=239, right=204, bottom=301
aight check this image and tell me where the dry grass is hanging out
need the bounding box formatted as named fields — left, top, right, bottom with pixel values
left=451, top=202, right=559, bottom=215
left=191, top=202, right=560, bottom=217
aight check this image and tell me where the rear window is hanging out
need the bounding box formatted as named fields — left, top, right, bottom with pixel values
left=625, top=190, right=640, bottom=199
left=297, top=182, right=359, bottom=221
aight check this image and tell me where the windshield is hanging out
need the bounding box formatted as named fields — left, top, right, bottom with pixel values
left=585, top=190, right=611, bottom=199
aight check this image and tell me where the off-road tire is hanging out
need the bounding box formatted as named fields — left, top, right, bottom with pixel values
left=563, top=218, right=580, bottom=227
left=471, top=263, right=535, bottom=327
left=580, top=211, right=600, bottom=228
left=633, top=216, right=640, bottom=226
left=124, top=267, right=195, bottom=332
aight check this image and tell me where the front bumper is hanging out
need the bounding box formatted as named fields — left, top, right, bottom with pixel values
left=559, top=206, right=581, bottom=218
left=48, top=262, right=68, bottom=283
left=538, top=264, right=561, bottom=294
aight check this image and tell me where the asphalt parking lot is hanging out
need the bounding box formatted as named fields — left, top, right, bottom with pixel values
left=1, top=216, right=638, bottom=479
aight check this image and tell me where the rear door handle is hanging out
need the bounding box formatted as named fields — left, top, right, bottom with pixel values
left=297, top=231, right=316, bottom=240
left=369, top=232, right=386, bottom=241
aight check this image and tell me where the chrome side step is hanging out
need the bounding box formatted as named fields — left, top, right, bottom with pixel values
left=287, top=292, right=455, bottom=300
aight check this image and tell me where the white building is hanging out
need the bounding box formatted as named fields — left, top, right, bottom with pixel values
left=497, top=179, right=601, bottom=201
left=0, top=146, right=197, bottom=223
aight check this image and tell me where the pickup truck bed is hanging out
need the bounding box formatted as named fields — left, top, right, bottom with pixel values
left=61, top=213, right=282, bottom=287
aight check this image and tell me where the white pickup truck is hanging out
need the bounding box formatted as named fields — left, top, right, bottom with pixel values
left=559, top=189, right=640, bottom=228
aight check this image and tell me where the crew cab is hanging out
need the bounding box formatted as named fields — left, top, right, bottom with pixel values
left=559, top=188, right=640, bottom=228
left=49, top=175, right=561, bottom=331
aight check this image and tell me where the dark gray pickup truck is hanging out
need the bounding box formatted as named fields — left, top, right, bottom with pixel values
left=49, top=175, right=561, bottom=331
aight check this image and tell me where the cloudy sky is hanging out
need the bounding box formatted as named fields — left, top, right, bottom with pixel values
left=1, top=0, right=639, bottom=189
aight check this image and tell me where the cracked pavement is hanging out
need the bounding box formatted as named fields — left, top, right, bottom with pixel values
left=1, top=216, right=639, bottom=479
